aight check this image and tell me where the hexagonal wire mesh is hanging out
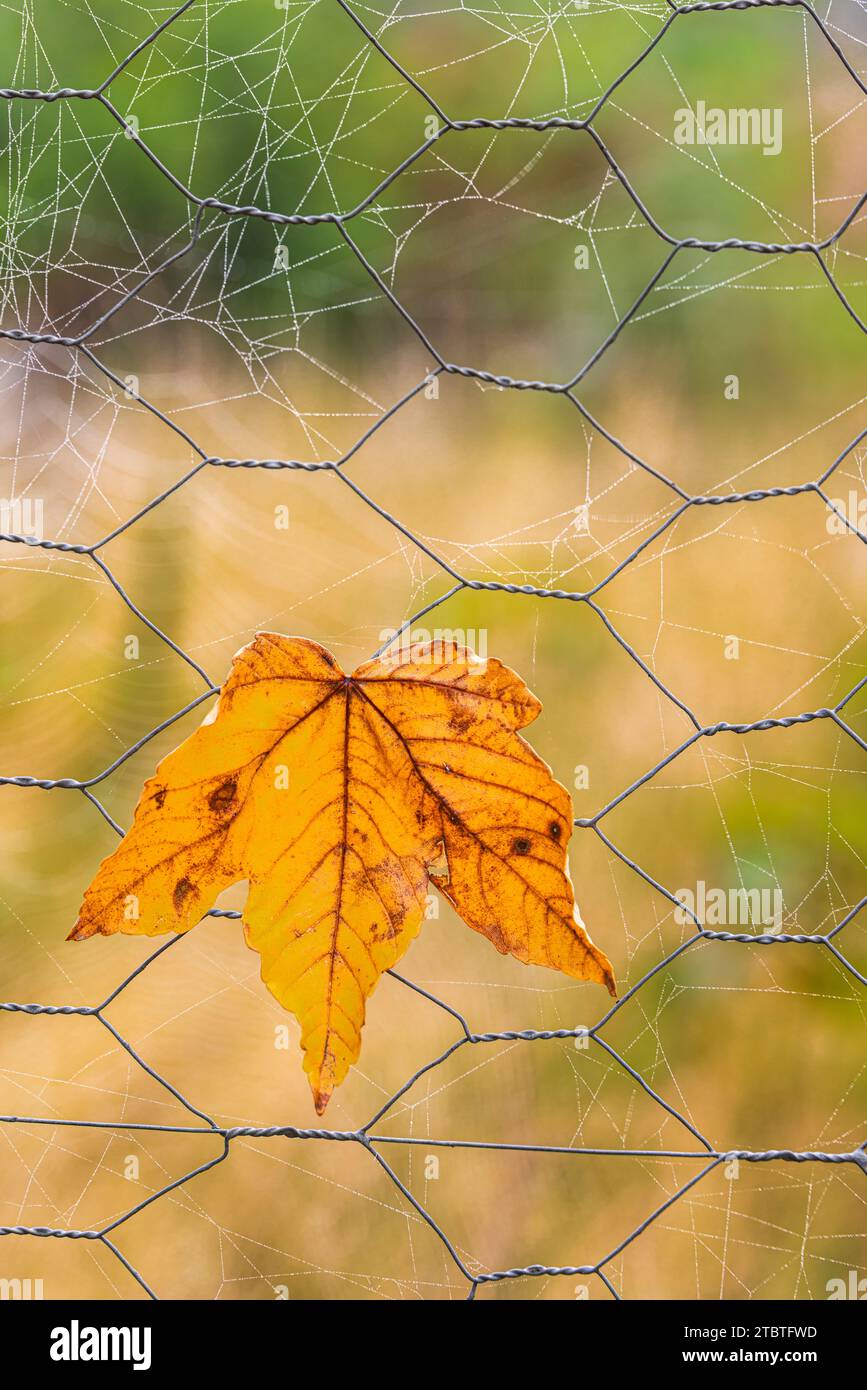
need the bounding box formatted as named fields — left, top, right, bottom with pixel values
left=0, top=0, right=865, bottom=1300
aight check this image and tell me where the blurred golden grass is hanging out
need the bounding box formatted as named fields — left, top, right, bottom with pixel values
left=1, top=337, right=865, bottom=1299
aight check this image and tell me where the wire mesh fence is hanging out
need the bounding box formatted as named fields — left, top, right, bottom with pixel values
left=0, top=0, right=865, bottom=1300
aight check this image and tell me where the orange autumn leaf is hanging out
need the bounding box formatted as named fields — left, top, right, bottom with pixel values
left=71, top=635, right=616, bottom=1113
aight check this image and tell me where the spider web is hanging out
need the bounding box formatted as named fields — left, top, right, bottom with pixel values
left=0, top=0, right=865, bottom=1300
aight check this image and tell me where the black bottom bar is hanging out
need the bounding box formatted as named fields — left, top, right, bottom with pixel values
left=1, top=1296, right=862, bottom=1376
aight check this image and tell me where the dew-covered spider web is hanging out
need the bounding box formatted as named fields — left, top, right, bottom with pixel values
left=0, top=0, right=866, bottom=1300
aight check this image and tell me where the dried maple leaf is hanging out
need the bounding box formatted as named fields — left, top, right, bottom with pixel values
left=71, top=635, right=616, bottom=1112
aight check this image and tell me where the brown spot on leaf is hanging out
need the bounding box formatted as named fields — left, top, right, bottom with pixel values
left=513, top=837, right=531, bottom=855
left=486, top=921, right=508, bottom=953
left=449, top=710, right=473, bottom=735
left=173, top=877, right=194, bottom=912
left=208, top=779, right=237, bottom=813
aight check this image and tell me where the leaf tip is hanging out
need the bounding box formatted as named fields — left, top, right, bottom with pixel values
left=592, top=948, right=617, bottom=999
left=312, top=1086, right=331, bottom=1117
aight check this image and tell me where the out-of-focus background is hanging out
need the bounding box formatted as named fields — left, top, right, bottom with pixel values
left=0, top=0, right=866, bottom=1300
